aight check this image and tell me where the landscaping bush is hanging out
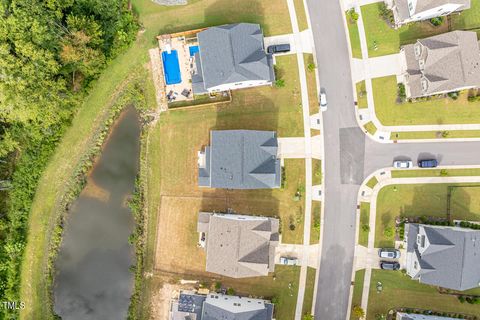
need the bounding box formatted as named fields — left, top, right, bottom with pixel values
left=397, top=83, right=406, bottom=102
left=303, top=314, right=314, bottom=320
left=275, top=79, right=286, bottom=88
left=352, top=305, right=365, bottom=318
left=447, top=91, right=459, bottom=100
left=378, top=3, right=394, bottom=25
left=430, top=17, right=444, bottom=26
left=226, top=288, right=235, bottom=295
left=383, top=226, right=394, bottom=239
left=307, top=63, right=316, bottom=72
left=348, top=8, right=359, bottom=23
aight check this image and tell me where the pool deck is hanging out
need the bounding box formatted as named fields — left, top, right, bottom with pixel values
left=158, top=36, right=197, bottom=102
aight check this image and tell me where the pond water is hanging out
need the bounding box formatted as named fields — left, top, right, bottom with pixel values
left=54, top=107, right=140, bottom=320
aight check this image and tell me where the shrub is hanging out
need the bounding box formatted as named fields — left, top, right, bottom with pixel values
left=348, top=8, right=359, bottom=23
left=397, top=83, right=406, bottom=102
left=383, top=226, right=394, bottom=239
left=468, top=94, right=480, bottom=102
left=430, top=17, right=444, bottom=26
left=447, top=91, right=459, bottom=100
left=378, top=3, right=394, bottom=25
left=303, top=314, right=314, bottom=320
left=275, top=79, right=285, bottom=88
left=440, top=169, right=448, bottom=176
left=352, top=305, right=365, bottom=318
left=226, top=287, right=235, bottom=295
left=307, top=63, right=316, bottom=72
left=215, top=282, right=222, bottom=290
left=362, top=224, right=370, bottom=232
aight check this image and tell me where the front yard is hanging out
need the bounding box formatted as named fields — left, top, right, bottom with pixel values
left=366, top=270, right=480, bottom=319
left=375, top=183, right=480, bottom=247
left=373, top=76, right=480, bottom=126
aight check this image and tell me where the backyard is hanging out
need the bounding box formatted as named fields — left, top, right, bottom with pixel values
left=373, top=76, right=480, bottom=126
left=375, top=183, right=480, bottom=247
left=366, top=270, right=480, bottom=319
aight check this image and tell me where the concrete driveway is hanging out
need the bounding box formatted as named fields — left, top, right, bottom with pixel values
left=275, top=243, right=319, bottom=268
left=353, top=53, right=403, bottom=82
left=278, top=137, right=305, bottom=158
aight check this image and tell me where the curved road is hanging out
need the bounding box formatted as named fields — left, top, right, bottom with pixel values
left=306, top=0, right=480, bottom=319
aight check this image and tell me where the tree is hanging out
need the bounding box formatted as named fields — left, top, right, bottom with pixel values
left=303, top=314, right=314, bottom=320
left=352, top=305, right=365, bottom=318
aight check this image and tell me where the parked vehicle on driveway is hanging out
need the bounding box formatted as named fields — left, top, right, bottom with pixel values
left=418, top=159, right=438, bottom=168
left=380, top=261, right=400, bottom=270
left=320, top=92, right=328, bottom=112
left=393, top=160, right=413, bottom=169
left=280, top=257, right=298, bottom=265
left=378, top=248, right=401, bottom=259
left=267, top=44, right=291, bottom=54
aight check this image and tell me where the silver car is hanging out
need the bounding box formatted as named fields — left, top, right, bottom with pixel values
left=393, top=160, right=413, bottom=169
left=378, top=248, right=401, bottom=259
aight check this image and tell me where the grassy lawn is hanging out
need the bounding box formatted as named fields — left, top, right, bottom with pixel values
left=392, top=130, right=480, bottom=140
left=361, top=3, right=449, bottom=57
left=366, top=176, right=378, bottom=189
left=359, top=202, right=370, bottom=247
left=310, top=201, right=321, bottom=244
left=350, top=269, right=365, bottom=320
left=375, top=183, right=480, bottom=247
left=391, top=168, right=480, bottom=178
left=302, top=267, right=317, bottom=316
left=294, top=0, right=309, bottom=31
left=356, top=81, right=368, bottom=109
left=304, top=54, right=319, bottom=115
left=220, top=266, right=301, bottom=320
left=451, top=0, right=480, bottom=31
left=19, top=0, right=296, bottom=318
left=346, top=12, right=362, bottom=59
left=367, top=270, right=480, bottom=319
left=364, top=121, right=377, bottom=135
left=373, top=76, right=480, bottom=126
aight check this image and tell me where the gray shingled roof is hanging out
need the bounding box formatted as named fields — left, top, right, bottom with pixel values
left=202, top=294, right=273, bottom=320
left=195, top=23, right=274, bottom=90
left=197, top=212, right=279, bottom=278
left=405, top=224, right=480, bottom=291
left=393, top=0, right=470, bottom=23
left=402, top=31, right=480, bottom=98
left=396, top=313, right=459, bottom=320
left=198, top=130, right=281, bottom=189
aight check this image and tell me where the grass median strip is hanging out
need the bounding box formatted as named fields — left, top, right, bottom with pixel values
left=391, top=168, right=480, bottom=178
left=310, top=201, right=321, bottom=245
left=373, top=76, right=480, bottom=126
left=304, top=53, right=319, bottom=115
left=302, top=267, right=317, bottom=316
left=294, top=0, right=309, bottom=31
left=359, top=202, right=370, bottom=247
left=350, top=269, right=366, bottom=320
left=363, top=121, right=377, bottom=135
left=366, top=176, right=378, bottom=189
left=346, top=11, right=362, bottom=59
left=356, top=81, right=367, bottom=109
left=392, top=130, right=480, bottom=140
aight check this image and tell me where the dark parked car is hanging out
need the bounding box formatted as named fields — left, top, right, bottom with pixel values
left=380, top=261, right=400, bottom=270
left=267, top=44, right=291, bottom=54
left=418, top=159, right=438, bottom=168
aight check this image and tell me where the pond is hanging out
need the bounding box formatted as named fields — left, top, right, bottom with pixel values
left=54, top=106, right=140, bottom=320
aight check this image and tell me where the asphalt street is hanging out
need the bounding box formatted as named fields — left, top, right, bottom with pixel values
left=306, top=0, right=480, bottom=319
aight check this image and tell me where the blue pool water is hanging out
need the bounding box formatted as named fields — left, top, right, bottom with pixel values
left=189, top=45, right=200, bottom=57
left=162, top=50, right=182, bottom=85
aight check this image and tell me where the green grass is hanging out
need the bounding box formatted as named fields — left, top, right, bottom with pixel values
left=346, top=13, right=362, bottom=59
left=356, top=81, right=368, bottom=109
left=391, top=130, right=480, bottom=140
left=350, top=269, right=366, bottom=320
left=451, top=0, right=480, bottom=31
left=361, top=3, right=450, bottom=57
left=373, top=76, right=480, bottom=126
left=375, top=183, right=480, bottom=247
left=366, top=176, right=378, bottom=189
left=302, top=267, right=317, bottom=316
left=304, top=53, right=319, bottom=115
left=359, top=202, right=370, bottom=247
left=19, top=0, right=296, bottom=318
left=222, top=266, right=301, bottom=320
left=367, top=270, right=480, bottom=319
left=294, top=0, right=309, bottom=31
left=363, top=121, right=377, bottom=135
left=391, top=168, right=480, bottom=178
left=312, top=159, right=322, bottom=185
left=310, top=201, right=321, bottom=244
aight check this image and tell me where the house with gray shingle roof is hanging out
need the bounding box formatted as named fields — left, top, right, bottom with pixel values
left=386, top=0, right=470, bottom=26
left=400, top=30, right=480, bottom=98
left=197, top=212, right=279, bottom=278
left=405, top=224, right=480, bottom=291
left=198, top=130, right=281, bottom=189
left=191, top=23, right=275, bottom=94
left=170, top=291, right=274, bottom=320
left=396, top=313, right=459, bottom=320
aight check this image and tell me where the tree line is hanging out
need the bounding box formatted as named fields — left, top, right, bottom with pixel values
left=0, top=0, right=138, bottom=316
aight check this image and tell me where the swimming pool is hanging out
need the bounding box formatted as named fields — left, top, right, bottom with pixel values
left=162, top=50, right=182, bottom=85
left=189, top=45, right=199, bottom=57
